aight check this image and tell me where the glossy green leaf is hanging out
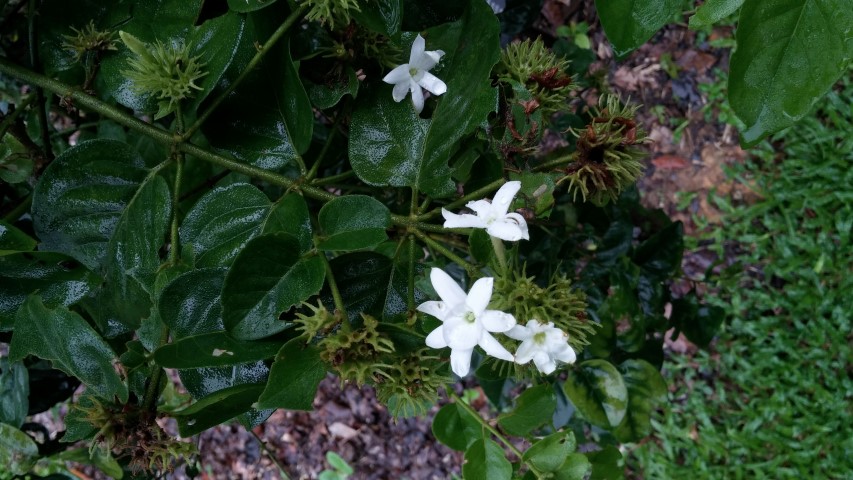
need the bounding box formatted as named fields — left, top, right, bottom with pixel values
left=307, top=67, right=360, bottom=110
left=670, top=293, right=725, bottom=347
left=510, top=171, right=557, bottom=218
left=730, top=0, right=853, bottom=145
left=431, top=402, right=483, bottom=451
left=0, top=359, right=28, bottom=428
left=594, top=0, right=682, bottom=57
left=523, top=431, right=576, bottom=473
left=9, top=296, right=128, bottom=402
left=462, top=437, right=511, bottom=480
left=554, top=453, right=592, bottom=480
left=153, top=331, right=281, bottom=368
left=187, top=11, right=247, bottom=112
left=203, top=17, right=312, bottom=170
left=52, top=448, right=124, bottom=480
left=327, top=252, right=393, bottom=322
left=352, top=0, right=403, bottom=36
left=382, top=239, right=427, bottom=321
left=633, top=221, right=683, bottom=282
left=32, top=139, right=151, bottom=270
left=614, top=359, right=667, bottom=442
left=179, top=361, right=270, bottom=403
left=159, top=268, right=227, bottom=337
left=349, top=1, right=499, bottom=197
left=563, top=359, right=628, bottom=428
left=222, top=233, right=325, bottom=339
left=174, top=383, right=265, bottom=436
left=0, top=252, right=99, bottom=330
left=62, top=394, right=99, bottom=443
left=497, top=384, right=557, bottom=436
left=227, top=0, right=280, bottom=13
left=0, top=221, right=35, bottom=254
left=263, top=193, right=314, bottom=253
left=688, top=0, right=744, bottom=29
left=586, top=445, right=624, bottom=480
left=256, top=338, right=326, bottom=411
left=0, top=422, right=38, bottom=474
left=317, top=195, right=390, bottom=251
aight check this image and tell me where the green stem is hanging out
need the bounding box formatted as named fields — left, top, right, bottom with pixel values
left=248, top=429, right=292, bottom=480
left=491, top=235, right=507, bottom=273
left=310, top=169, right=354, bottom=186
left=417, top=178, right=506, bottom=221
left=406, top=235, right=416, bottom=311
left=534, top=154, right=573, bottom=172
left=169, top=111, right=186, bottom=265
left=449, top=391, right=545, bottom=479
left=2, top=194, right=32, bottom=222
left=410, top=228, right=478, bottom=278
left=182, top=3, right=308, bottom=141
left=142, top=326, right=170, bottom=413
left=27, top=0, right=52, bottom=160
left=318, top=251, right=348, bottom=325
left=306, top=112, right=343, bottom=182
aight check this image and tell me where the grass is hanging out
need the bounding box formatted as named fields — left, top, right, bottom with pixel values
left=629, top=78, right=853, bottom=478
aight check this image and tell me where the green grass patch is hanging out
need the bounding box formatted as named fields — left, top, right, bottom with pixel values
left=630, top=78, right=853, bottom=478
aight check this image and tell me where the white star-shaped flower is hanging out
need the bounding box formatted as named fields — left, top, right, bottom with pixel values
left=441, top=181, right=530, bottom=241
left=506, top=319, right=576, bottom=374
left=382, top=34, right=447, bottom=114
left=417, top=268, right=516, bottom=377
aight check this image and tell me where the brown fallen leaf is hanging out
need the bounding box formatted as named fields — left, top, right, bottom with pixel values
left=652, top=154, right=690, bottom=169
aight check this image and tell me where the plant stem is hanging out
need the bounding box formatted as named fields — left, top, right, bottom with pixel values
left=410, top=229, right=478, bottom=278
left=491, top=235, right=507, bottom=273
left=318, top=251, right=348, bottom=324
left=182, top=3, right=309, bottom=141
left=169, top=110, right=186, bottom=265
left=310, top=169, right=354, bottom=186
left=449, top=391, right=545, bottom=479
left=27, top=0, right=53, bottom=160
left=534, top=154, right=573, bottom=172
left=306, top=112, right=343, bottom=182
left=248, top=429, right=292, bottom=480
left=417, top=178, right=506, bottom=221
left=406, top=235, right=416, bottom=311
left=142, top=326, right=170, bottom=414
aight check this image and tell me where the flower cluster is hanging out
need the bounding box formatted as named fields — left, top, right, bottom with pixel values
left=383, top=34, right=447, bottom=114
left=419, top=181, right=579, bottom=377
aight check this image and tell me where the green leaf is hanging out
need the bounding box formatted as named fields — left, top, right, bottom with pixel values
left=256, top=338, right=326, bottom=411
left=0, top=422, right=38, bottom=474
left=327, top=252, right=393, bottom=322
left=307, top=67, right=360, bottom=110
left=228, top=0, right=280, bottom=13
left=159, top=268, right=227, bottom=337
left=0, top=252, right=99, bottom=330
left=0, top=359, right=28, bottom=428
left=670, top=293, right=725, bottom=347
left=52, top=448, right=124, bottom=480
left=554, top=453, right=592, bottom=480
left=222, top=233, right=325, bottom=339
left=497, top=384, right=557, bottom=436
left=431, top=403, right=483, bottom=451
left=586, top=445, right=624, bottom=480
left=688, top=0, right=744, bottom=29
left=593, top=0, right=682, bottom=57
left=510, top=171, right=557, bottom=218
left=317, top=195, right=390, bottom=251
left=523, top=431, right=576, bottom=472
left=326, top=451, right=354, bottom=474
left=153, top=331, right=281, bottom=368
left=729, top=0, right=853, bottom=146
left=633, top=221, right=683, bottom=282
left=352, top=0, right=403, bottom=36
left=188, top=11, right=247, bottom=112
left=174, top=383, right=265, bottom=436
left=613, top=359, right=667, bottom=442
left=10, top=296, right=128, bottom=402
left=203, top=16, right=312, bottom=170
left=263, top=193, right=314, bottom=253
left=563, top=359, right=628, bottom=428
left=32, top=139, right=153, bottom=270
left=462, top=437, right=512, bottom=480
left=0, top=221, right=36, bottom=254
left=349, top=1, right=500, bottom=197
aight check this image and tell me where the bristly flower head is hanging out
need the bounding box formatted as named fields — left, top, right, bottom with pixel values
left=506, top=319, right=576, bottom=374
left=300, top=0, right=362, bottom=29
left=417, top=268, right=516, bottom=377
left=62, top=21, right=117, bottom=62
left=498, top=37, right=575, bottom=118
left=383, top=34, right=447, bottom=114
left=442, top=181, right=530, bottom=242
left=119, top=31, right=207, bottom=120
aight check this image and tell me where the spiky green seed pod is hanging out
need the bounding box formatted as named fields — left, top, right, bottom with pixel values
left=559, top=95, right=647, bottom=205
left=119, top=31, right=207, bottom=120
left=61, top=21, right=117, bottom=62
left=498, top=37, right=576, bottom=118
left=300, top=0, right=362, bottom=29
left=374, top=349, right=450, bottom=418
left=319, top=314, right=395, bottom=386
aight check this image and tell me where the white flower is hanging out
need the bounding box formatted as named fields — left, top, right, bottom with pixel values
left=441, top=181, right=530, bottom=241
left=382, top=34, right=447, bottom=114
left=506, top=319, right=576, bottom=374
left=417, top=268, right=516, bottom=377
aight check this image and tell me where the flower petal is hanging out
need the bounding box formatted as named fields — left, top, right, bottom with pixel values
left=504, top=324, right=531, bottom=341
left=492, top=181, right=522, bottom=216
left=486, top=219, right=524, bottom=241
left=429, top=268, right=467, bottom=307
left=442, top=209, right=487, bottom=229
left=410, top=82, right=425, bottom=113
left=478, top=332, right=514, bottom=361
left=392, top=80, right=409, bottom=102
left=417, top=71, right=447, bottom=96
left=466, top=199, right=493, bottom=218
left=417, top=49, right=445, bottom=70
left=514, top=340, right=536, bottom=364
left=555, top=344, right=577, bottom=364
left=450, top=347, right=474, bottom=377
left=466, top=277, right=494, bottom=315
left=480, top=310, right=516, bottom=333
left=533, top=352, right=557, bottom=374
left=443, top=316, right=481, bottom=350
left=416, top=300, right=447, bottom=321
left=383, top=64, right=411, bottom=85
left=409, top=34, right=426, bottom=65
left=425, top=326, right=448, bottom=348
left=504, top=212, right=530, bottom=240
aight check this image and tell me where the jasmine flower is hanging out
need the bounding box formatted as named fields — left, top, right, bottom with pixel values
left=506, top=319, right=577, bottom=374
left=441, top=181, right=530, bottom=241
left=382, top=34, right=447, bottom=113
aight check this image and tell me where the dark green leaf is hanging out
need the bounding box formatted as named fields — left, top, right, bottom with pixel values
left=613, top=359, right=667, bottom=442
left=670, top=293, right=725, bottom=347
left=688, top=0, right=744, bottom=29
left=307, top=67, right=360, bottom=110
left=227, top=0, right=280, bottom=13
left=523, top=431, right=576, bottom=472
left=0, top=221, right=36, bottom=254
left=497, top=384, right=557, bottom=436
left=159, top=268, right=227, bottom=337
left=0, top=252, right=99, bottom=330
left=263, top=193, right=314, bottom=253
left=431, top=403, right=483, bottom=451
left=729, top=0, right=853, bottom=145
left=554, top=453, right=592, bottom=480
left=10, top=296, right=128, bottom=402
left=510, top=171, right=556, bottom=218
left=593, top=0, right=682, bottom=57
left=153, top=331, right=281, bottom=368
left=222, top=233, right=325, bottom=340
left=633, top=221, right=683, bottom=282
left=317, top=195, right=390, bottom=251
left=469, top=228, right=494, bottom=265
left=349, top=1, right=500, bottom=197
left=327, top=252, right=393, bottom=322
left=256, top=338, right=326, bottom=411
left=462, top=437, right=511, bottom=480
left=174, top=383, right=265, bottom=436
left=52, top=448, right=123, bottom=480
left=187, top=11, right=247, bottom=112
left=563, top=359, right=628, bottom=428
left=0, top=359, right=28, bottom=428
left=0, top=422, right=38, bottom=474
left=352, top=0, right=403, bottom=36
left=587, top=445, right=624, bottom=480
left=62, top=394, right=99, bottom=443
